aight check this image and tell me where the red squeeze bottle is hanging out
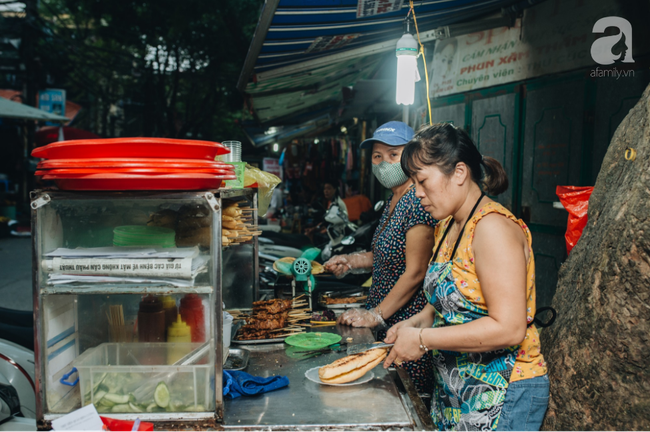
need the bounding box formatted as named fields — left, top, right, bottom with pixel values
left=179, top=294, right=205, bottom=343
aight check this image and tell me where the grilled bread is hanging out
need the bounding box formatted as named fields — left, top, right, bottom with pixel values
left=318, top=347, right=388, bottom=384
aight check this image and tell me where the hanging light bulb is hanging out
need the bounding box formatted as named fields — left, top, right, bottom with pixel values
left=272, top=143, right=279, bottom=152
left=396, top=18, right=420, bottom=105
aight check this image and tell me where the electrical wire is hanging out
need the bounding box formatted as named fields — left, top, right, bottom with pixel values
left=409, top=0, right=432, bottom=126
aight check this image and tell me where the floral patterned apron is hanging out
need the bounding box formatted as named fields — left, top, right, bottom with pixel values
left=425, top=193, right=517, bottom=431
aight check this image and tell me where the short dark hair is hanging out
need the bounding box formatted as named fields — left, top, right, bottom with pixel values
left=401, top=123, right=508, bottom=196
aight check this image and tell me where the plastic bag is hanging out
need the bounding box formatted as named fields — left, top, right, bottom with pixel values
left=244, top=165, right=281, bottom=217
left=556, top=186, right=594, bottom=255
left=324, top=251, right=373, bottom=278
left=100, top=416, right=154, bottom=431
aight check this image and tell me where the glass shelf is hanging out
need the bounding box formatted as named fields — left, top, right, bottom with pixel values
left=40, top=284, right=214, bottom=296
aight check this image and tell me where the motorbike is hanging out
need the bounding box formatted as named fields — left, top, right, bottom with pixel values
left=0, top=308, right=36, bottom=431
left=320, top=200, right=385, bottom=261
left=258, top=200, right=386, bottom=300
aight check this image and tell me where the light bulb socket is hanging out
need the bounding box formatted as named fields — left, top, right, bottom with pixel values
left=403, top=15, right=414, bottom=35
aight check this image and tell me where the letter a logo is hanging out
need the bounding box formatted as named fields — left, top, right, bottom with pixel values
left=591, top=17, right=634, bottom=65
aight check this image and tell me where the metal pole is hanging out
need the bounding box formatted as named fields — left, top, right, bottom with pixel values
left=359, top=121, right=367, bottom=196
left=402, top=105, right=410, bottom=126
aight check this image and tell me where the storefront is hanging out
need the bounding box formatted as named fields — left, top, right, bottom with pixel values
left=411, top=0, right=650, bottom=305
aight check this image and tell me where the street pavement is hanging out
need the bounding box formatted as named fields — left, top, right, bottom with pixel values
left=0, top=236, right=33, bottom=311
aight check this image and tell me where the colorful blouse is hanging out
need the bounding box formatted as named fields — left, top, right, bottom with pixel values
left=432, top=201, right=547, bottom=382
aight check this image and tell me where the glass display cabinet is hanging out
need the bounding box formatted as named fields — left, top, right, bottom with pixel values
left=31, top=188, right=258, bottom=429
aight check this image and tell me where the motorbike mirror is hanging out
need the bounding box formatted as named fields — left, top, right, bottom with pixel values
left=341, top=236, right=355, bottom=246
left=374, top=200, right=385, bottom=212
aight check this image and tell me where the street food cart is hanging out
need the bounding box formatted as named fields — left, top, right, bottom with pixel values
left=32, top=186, right=429, bottom=430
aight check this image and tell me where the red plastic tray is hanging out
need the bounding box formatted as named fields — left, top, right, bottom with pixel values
left=42, top=173, right=236, bottom=191
left=32, top=138, right=229, bottom=160
left=36, top=167, right=234, bottom=176
left=38, top=158, right=235, bottom=169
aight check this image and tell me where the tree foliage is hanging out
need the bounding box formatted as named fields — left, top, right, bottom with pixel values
left=35, top=0, right=262, bottom=139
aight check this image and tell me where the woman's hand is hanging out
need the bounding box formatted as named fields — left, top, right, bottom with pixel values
left=383, top=326, right=424, bottom=368
left=324, top=255, right=352, bottom=278
left=336, top=308, right=384, bottom=328
left=384, top=320, right=410, bottom=343
left=324, top=252, right=373, bottom=278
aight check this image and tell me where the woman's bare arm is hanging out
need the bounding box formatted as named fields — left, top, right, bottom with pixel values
left=378, top=224, right=435, bottom=319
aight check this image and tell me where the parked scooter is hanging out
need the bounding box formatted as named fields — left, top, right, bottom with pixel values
left=321, top=200, right=385, bottom=261
left=0, top=308, right=36, bottom=431
left=258, top=200, right=385, bottom=298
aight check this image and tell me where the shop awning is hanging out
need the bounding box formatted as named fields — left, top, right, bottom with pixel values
left=239, top=0, right=541, bottom=136
left=0, top=96, right=69, bottom=122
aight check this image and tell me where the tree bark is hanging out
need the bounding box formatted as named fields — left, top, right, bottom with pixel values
left=541, top=83, right=650, bottom=430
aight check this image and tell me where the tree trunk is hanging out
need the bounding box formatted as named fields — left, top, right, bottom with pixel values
left=541, top=83, right=650, bottom=430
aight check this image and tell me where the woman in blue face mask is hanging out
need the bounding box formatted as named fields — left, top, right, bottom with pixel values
left=324, top=121, right=437, bottom=395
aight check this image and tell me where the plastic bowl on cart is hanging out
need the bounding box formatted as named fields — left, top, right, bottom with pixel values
left=31, top=137, right=230, bottom=160
left=38, top=158, right=236, bottom=169
left=42, top=173, right=234, bottom=191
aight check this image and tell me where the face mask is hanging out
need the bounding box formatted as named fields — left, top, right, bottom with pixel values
left=372, top=161, right=409, bottom=189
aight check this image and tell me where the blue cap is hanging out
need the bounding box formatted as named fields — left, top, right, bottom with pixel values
left=359, top=121, right=414, bottom=149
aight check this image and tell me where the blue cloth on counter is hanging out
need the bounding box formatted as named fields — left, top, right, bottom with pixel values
left=223, top=370, right=289, bottom=399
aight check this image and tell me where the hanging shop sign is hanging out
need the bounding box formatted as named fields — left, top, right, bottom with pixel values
left=429, top=0, right=649, bottom=98
left=263, top=157, right=283, bottom=180
left=38, top=88, right=66, bottom=126
left=306, top=35, right=361, bottom=53
left=356, top=0, right=403, bottom=18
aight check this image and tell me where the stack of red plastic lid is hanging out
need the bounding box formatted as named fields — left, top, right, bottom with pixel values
left=32, top=138, right=236, bottom=191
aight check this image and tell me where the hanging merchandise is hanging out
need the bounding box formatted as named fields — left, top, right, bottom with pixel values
left=346, top=139, right=354, bottom=173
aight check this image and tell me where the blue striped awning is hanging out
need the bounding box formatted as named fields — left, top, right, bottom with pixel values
left=239, top=0, right=540, bottom=132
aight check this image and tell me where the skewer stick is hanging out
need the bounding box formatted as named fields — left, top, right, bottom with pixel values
left=273, top=331, right=305, bottom=338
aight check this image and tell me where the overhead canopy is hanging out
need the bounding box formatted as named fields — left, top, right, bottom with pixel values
left=0, top=96, right=69, bottom=122
left=239, top=0, right=541, bottom=140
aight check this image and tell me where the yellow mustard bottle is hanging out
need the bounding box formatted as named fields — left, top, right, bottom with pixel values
left=161, top=295, right=178, bottom=339
left=167, top=314, right=192, bottom=364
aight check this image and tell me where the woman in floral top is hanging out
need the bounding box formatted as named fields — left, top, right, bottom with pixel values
left=325, top=121, right=437, bottom=394
left=384, top=123, right=548, bottom=431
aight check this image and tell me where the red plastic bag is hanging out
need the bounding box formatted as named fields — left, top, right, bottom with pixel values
left=100, top=416, right=154, bottom=431
left=556, top=186, right=594, bottom=255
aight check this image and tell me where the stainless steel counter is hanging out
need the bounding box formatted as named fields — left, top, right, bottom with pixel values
left=223, top=325, right=430, bottom=430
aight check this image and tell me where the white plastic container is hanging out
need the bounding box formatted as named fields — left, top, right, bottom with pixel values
left=223, top=311, right=233, bottom=350
left=70, top=343, right=214, bottom=413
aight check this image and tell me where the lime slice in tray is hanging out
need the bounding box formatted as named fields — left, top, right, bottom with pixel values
left=154, top=382, right=171, bottom=408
